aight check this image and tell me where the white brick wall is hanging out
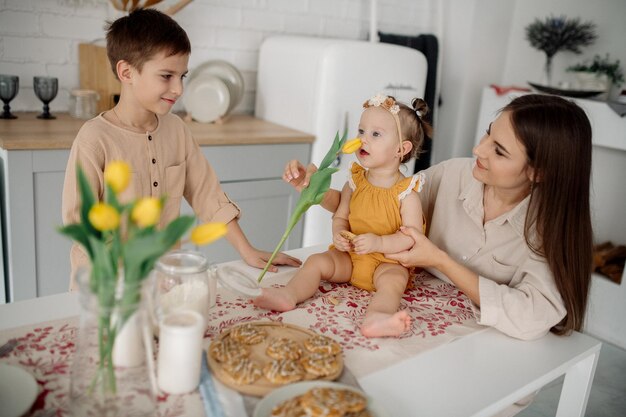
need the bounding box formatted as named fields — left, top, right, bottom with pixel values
left=0, top=0, right=439, bottom=114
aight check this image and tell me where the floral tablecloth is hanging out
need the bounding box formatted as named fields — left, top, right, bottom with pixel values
left=0, top=268, right=483, bottom=416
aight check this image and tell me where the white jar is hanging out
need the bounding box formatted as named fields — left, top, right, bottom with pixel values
left=151, top=250, right=217, bottom=330
left=68, top=89, right=99, bottom=119
left=156, top=310, right=204, bottom=394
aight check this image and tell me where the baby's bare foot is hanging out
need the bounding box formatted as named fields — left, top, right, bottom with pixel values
left=360, top=310, right=411, bottom=338
left=252, top=288, right=297, bottom=312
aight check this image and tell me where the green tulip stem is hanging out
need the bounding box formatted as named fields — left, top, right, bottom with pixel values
left=257, top=203, right=307, bottom=282
left=257, top=131, right=349, bottom=283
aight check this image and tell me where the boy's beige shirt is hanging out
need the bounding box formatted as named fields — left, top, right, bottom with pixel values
left=419, top=158, right=566, bottom=340
left=62, top=112, right=240, bottom=290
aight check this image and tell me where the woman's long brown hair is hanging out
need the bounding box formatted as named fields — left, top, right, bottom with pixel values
left=503, top=94, right=593, bottom=335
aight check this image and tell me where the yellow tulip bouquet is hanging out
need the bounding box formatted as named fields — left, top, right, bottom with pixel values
left=59, top=161, right=226, bottom=394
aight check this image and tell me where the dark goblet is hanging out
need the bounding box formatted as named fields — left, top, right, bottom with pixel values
left=0, top=74, right=19, bottom=119
left=33, top=76, right=58, bottom=119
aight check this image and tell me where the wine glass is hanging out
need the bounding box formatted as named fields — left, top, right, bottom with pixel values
left=33, top=76, right=58, bottom=119
left=0, top=74, right=19, bottom=119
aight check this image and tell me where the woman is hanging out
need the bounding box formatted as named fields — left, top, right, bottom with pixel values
left=284, top=94, right=593, bottom=340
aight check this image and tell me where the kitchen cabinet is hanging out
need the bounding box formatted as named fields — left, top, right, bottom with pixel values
left=0, top=114, right=313, bottom=302
left=0, top=201, right=5, bottom=305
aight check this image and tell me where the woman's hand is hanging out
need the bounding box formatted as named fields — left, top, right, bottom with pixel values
left=352, top=233, right=382, bottom=255
left=333, top=231, right=353, bottom=252
left=283, top=160, right=318, bottom=192
left=242, top=248, right=302, bottom=272
left=385, top=226, right=444, bottom=268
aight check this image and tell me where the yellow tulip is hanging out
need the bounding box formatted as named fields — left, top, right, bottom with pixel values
left=104, top=161, right=131, bottom=194
left=131, top=197, right=162, bottom=228
left=88, top=203, right=120, bottom=231
left=190, top=223, right=227, bottom=246
left=341, top=138, right=362, bottom=154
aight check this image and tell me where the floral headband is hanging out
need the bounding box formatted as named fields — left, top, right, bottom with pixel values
left=363, top=94, right=403, bottom=150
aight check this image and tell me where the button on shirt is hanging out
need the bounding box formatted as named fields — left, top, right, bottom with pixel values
left=419, top=158, right=566, bottom=340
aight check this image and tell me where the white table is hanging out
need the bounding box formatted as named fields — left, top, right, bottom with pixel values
left=0, top=248, right=602, bottom=417
left=359, top=328, right=600, bottom=417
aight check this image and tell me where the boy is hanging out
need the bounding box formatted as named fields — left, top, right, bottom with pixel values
left=62, top=8, right=300, bottom=290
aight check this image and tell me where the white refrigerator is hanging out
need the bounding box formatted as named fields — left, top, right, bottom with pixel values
left=255, top=36, right=427, bottom=247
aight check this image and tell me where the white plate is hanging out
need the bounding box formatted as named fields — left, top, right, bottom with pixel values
left=253, top=380, right=389, bottom=417
left=183, top=74, right=230, bottom=123
left=0, top=363, right=38, bottom=417
left=215, top=265, right=262, bottom=298
left=188, top=60, right=244, bottom=114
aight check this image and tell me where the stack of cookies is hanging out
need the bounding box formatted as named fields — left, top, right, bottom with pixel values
left=271, top=386, right=372, bottom=417
left=208, top=322, right=343, bottom=392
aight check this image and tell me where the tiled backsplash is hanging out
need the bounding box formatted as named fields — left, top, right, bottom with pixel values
left=0, top=0, right=439, bottom=114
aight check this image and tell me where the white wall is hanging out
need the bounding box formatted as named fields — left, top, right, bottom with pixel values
left=585, top=145, right=626, bottom=349
left=0, top=0, right=439, bottom=115
left=433, top=0, right=515, bottom=163
left=502, top=0, right=626, bottom=88
left=433, top=0, right=626, bottom=163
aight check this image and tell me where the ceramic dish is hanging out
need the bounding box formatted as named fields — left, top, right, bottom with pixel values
left=0, top=363, right=38, bottom=417
left=253, top=380, right=389, bottom=417
left=216, top=265, right=262, bottom=298
left=189, top=60, right=245, bottom=113
left=207, top=321, right=344, bottom=396
left=527, top=81, right=604, bottom=98
left=183, top=74, right=230, bottom=123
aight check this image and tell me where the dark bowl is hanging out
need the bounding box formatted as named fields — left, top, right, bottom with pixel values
left=527, top=82, right=604, bottom=99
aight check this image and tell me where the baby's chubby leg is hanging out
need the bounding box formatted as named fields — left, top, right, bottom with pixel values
left=253, top=249, right=351, bottom=312
left=360, top=263, right=411, bottom=338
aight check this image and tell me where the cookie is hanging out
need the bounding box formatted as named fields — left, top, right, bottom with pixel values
left=344, top=410, right=373, bottom=417
left=304, top=335, right=342, bottom=356
left=300, top=387, right=346, bottom=417
left=222, top=357, right=263, bottom=385
left=340, top=389, right=368, bottom=413
left=229, top=323, right=268, bottom=345
left=264, top=359, right=306, bottom=385
left=270, top=395, right=308, bottom=417
left=209, top=336, right=250, bottom=364
left=339, top=230, right=356, bottom=242
left=301, top=352, right=341, bottom=377
left=266, top=337, right=304, bottom=360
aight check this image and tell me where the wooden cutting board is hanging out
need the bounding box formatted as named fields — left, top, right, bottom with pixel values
left=78, top=43, right=120, bottom=113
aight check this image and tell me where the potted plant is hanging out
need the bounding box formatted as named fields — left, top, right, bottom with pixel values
left=525, top=15, right=596, bottom=86
left=567, top=54, right=624, bottom=94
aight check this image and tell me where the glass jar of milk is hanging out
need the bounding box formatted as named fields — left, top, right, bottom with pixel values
left=150, top=250, right=216, bottom=331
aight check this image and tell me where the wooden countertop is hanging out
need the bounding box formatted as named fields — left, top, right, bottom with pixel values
left=0, top=112, right=314, bottom=150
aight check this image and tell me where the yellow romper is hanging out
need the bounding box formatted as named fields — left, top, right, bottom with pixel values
left=345, top=163, right=425, bottom=292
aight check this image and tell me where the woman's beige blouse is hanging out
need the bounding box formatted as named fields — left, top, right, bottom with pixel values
left=419, top=158, right=566, bottom=340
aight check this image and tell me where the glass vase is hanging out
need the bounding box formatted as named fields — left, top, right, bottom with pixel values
left=543, top=55, right=554, bottom=86
left=69, top=268, right=156, bottom=417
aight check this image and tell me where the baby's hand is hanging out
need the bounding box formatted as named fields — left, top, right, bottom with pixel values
left=333, top=230, right=354, bottom=252
left=352, top=233, right=381, bottom=255
left=282, top=160, right=317, bottom=192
